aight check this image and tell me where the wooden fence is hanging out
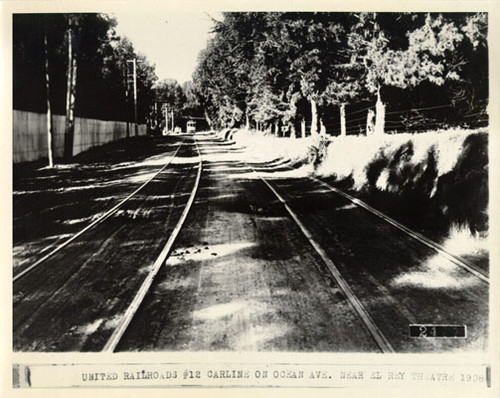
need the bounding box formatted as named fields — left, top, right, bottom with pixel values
left=13, top=110, right=147, bottom=163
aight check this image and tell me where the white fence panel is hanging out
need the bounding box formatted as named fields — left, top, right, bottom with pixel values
left=13, top=110, right=147, bottom=163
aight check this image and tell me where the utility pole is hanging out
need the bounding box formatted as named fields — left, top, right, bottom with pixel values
left=127, top=58, right=138, bottom=136
left=164, top=103, right=169, bottom=133
left=133, top=58, right=138, bottom=136
left=64, top=14, right=78, bottom=159
left=43, top=21, right=54, bottom=167
left=125, top=66, right=130, bottom=138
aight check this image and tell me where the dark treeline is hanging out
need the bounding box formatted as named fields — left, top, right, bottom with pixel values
left=193, top=12, right=488, bottom=135
left=13, top=13, right=156, bottom=123
left=13, top=13, right=207, bottom=133
left=13, top=12, right=488, bottom=139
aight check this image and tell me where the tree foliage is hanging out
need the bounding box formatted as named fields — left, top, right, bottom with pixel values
left=13, top=13, right=158, bottom=123
left=193, top=12, right=488, bottom=135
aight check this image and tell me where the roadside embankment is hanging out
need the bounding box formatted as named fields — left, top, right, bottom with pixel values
left=231, top=128, right=489, bottom=265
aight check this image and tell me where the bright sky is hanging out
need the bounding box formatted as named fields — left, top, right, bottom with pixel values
left=112, top=11, right=220, bottom=84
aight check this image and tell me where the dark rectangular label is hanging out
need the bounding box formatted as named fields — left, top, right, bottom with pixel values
left=409, top=325, right=466, bottom=338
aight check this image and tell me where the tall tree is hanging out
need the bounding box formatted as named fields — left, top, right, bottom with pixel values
left=192, top=12, right=488, bottom=136
left=348, top=13, right=464, bottom=135
left=64, top=14, right=79, bottom=159
left=43, top=17, right=54, bottom=167
left=282, top=13, right=346, bottom=135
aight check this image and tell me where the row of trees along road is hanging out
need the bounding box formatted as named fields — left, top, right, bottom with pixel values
left=149, top=79, right=208, bottom=133
left=193, top=12, right=488, bottom=136
left=14, top=13, right=158, bottom=166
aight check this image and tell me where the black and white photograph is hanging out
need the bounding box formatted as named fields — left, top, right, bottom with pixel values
left=3, top=0, right=499, bottom=394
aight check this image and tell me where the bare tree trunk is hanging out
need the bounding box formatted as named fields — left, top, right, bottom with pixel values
left=301, top=118, right=306, bottom=138
left=166, top=108, right=170, bottom=132
left=245, top=110, right=250, bottom=130
left=43, top=25, right=54, bottom=167
left=204, top=108, right=212, bottom=130
left=366, top=109, right=375, bottom=136
left=64, top=15, right=77, bottom=159
left=131, top=58, right=138, bottom=136
left=319, top=118, right=326, bottom=136
left=310, top=98, right=318, bottom=136
left=125, top=68, right=130, bottom=137
left=374, top=87, right=385, bottom=136
left=340, top=103, right=346, bottom=136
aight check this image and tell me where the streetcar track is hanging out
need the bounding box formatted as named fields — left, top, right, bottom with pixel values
left=249, top=158, right=488, bottom=283
left=242, top=160, right=395, bottom=354
left=236, top=149, right=487, bottom=351
left=13, top=133, right=485, bottom=352
left=13, top=147, right=197, bottom=337
left=13, top=141, right=185, bottom=283
left=309, top=176, right=489, bottom=283
left=104, top=136, right=485, bottom=353
left=102, top=137, right=203, bottom=352
left=239, top=143, right=486, bottom=351
left=13, top=224, right=127, bottom=332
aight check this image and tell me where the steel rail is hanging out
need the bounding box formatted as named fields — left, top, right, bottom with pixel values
left=250, top=155, right=489, bottom=283
left=13, top=142, right=185, bottom=283
left=311, top=177, right=489, bottom=284
left=102, top=136, right=203, bottom=352
left=244, top=162, right=395, bottom=354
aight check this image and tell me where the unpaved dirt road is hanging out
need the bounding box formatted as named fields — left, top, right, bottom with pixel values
left=13, top=133, right=488, bottom=353
left=14, top=137, right=198, bottom=351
